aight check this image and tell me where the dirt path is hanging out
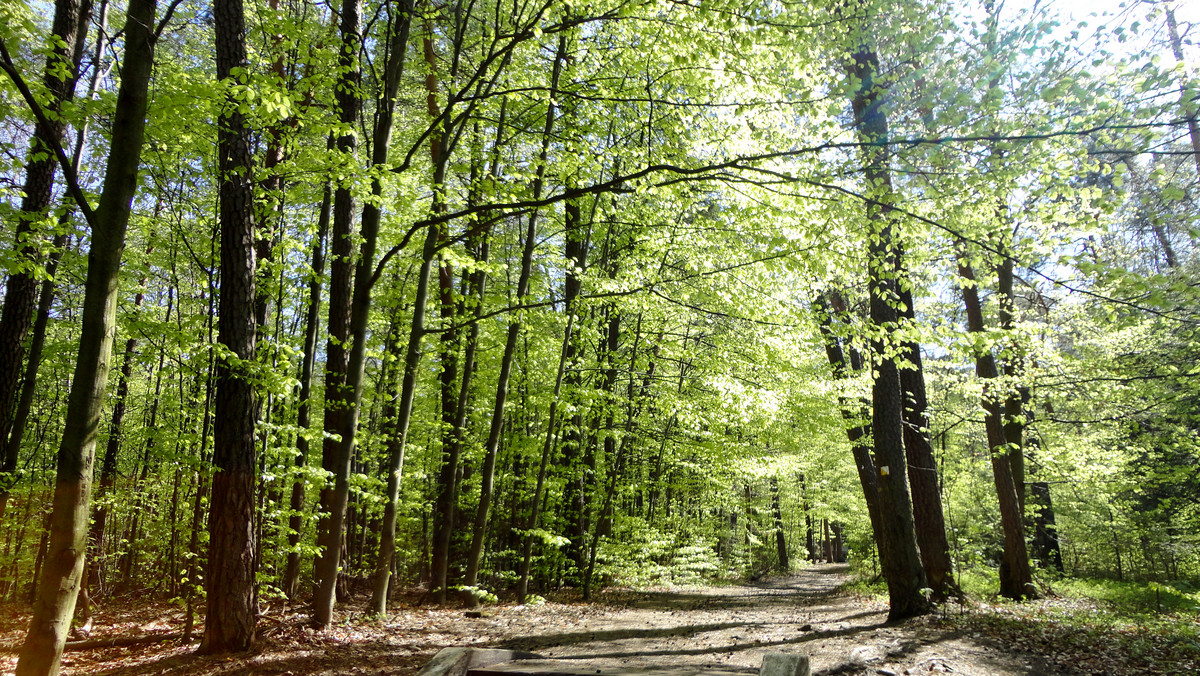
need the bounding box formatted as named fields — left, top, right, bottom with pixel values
left=0, top=565, right=1064, bottom=675
left=494, top=565, right=1057, bottom=676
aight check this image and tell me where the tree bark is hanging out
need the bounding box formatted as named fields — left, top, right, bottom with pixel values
left=0, top=0, right=92, bottom=491
left=955, top=251, right=1036, bottom=600
left=14, top=0, right=156, bottom=671
left=284, top=172, right=331, bottom=601
left=849, top=34, right=930, bottom=622
left=896, top=283, right=957, bottom=598
left=312, top=0, right=365, bottom=628
left=201, top=0, right=260, bottom=653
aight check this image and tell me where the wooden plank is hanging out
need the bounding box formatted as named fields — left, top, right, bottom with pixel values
left=469, top=659, right=755, bottom=676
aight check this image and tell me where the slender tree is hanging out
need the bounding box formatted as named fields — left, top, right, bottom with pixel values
left=8, top=0, right=158, bottom=670
left=0, top=0, right=91, bottom=523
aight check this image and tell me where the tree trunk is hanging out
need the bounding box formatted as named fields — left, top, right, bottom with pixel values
left=312, top=0, right=365, bottom=628
left=771, top=477, right=789, bottom=571
left=201, top=0, right=260, bottom=653
left=997, top=256, right=1025, bottom=514
left=1165, top=5, right=1200, bottom=176
left=14, top=0, right=156, bottom=670
left=430, top=226, right=461, bottom=605
left=955, top=252, right=1036, bottom=601
left=559, top=199, right=591, bottom=580
left=87, top=278, right=148, bottom=597
left=849, top=35, right=930, bottom=622
left=896, top=283, right=957, bottom=598
left=284, top=171, right=331, bottom=601
left=0, top=0, right=91, bottom=497
left=1027, top=400, right=1063, bottom=572
left=0, top=231, right=67, bottom=524
left=816, top=293, right=883, bottom=546
left=464, top=35, right=568, bottom=589
left=516, top=309, right=576, bottom=603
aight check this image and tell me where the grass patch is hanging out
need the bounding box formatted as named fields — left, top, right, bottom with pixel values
left=1049, top=577, right=1200, bottom=616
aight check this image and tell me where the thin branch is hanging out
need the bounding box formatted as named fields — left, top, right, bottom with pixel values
left=0, top=38, right=97, bottom=228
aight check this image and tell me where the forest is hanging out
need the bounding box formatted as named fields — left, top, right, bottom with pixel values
left=0, top=0, right=1197, bottom=673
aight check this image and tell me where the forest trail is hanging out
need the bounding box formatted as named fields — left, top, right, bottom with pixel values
left=493, top=565, right=1054, bottom=676
left=0, top=565, right=1067, bottom=675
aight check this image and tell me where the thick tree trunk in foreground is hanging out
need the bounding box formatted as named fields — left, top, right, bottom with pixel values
left=201, top=0, right=260, bottom=653
left=849, top=38, right=929, bottom=622
left=14, top=0, right=156, bottom=671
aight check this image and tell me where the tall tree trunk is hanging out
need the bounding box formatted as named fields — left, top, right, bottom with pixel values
left=997, top=256, right=1025, bottom=514
left=517, top=309, right=577, bottom=603
left=955, top=251, right=1036, bottom=601
left=0, top=0, right=91, bottom=490
left=312, top=0, right=366, bottom=628
left=1028, top=399, right=1063, bottom=571
left=559, top=199, right=590, bottom=579
left=0, top=0, right=92, bottom=526
left=849, top=33, right=930, bottom=622
left=771, top=477, right=789, bottom=571
left=0, top=231, right=67, bottom=524
left=284, top=172, right=332, bottom=600
left=464, top=33, right=568, bottom=592
left=429, top=236, right=461, bottom=605
left=896, top=283, right=957, bottom=598
left=87, top=276, right=149, bottom=598
left=201, top=0, right=260, bottom=653
left=580, top=303, right=621, bottom=599
left=1165, top=4, right=1200, bottom=176
left=816, top=293, right=883, bottom=545
left=14, top=0, right=156, bottom=670
left=354, top=0, right=432, bottom=618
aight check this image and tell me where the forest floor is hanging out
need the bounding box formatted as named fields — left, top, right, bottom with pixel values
left=0, top=564, right=1195, bottom=675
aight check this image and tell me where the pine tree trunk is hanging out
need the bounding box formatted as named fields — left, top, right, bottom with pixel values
left=14, top=0, right=156, bottom=670
left=201, top=0, right=260, bottom=653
